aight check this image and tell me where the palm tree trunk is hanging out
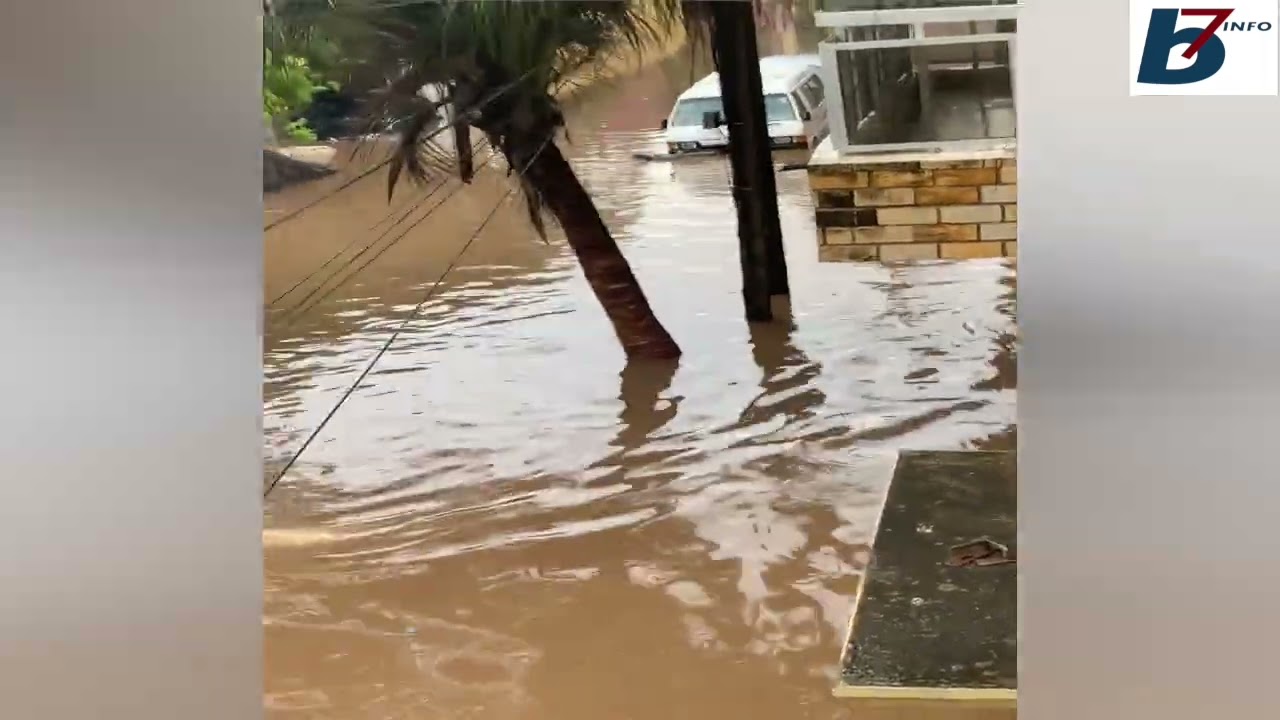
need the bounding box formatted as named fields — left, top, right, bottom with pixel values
left=523, top=141, right=682, bottom=360
left=708, top=0, right=790, bottom=318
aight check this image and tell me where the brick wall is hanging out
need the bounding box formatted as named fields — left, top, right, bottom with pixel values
left=808, top=153, right=1017, bottom=262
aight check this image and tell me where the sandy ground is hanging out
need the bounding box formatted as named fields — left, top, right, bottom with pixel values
left=272, top=145, right=340, bottom=167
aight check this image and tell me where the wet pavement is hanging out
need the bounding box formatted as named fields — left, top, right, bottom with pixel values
left=263, top=33, right=1016, bottom=720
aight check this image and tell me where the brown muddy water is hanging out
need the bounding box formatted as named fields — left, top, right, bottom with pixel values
left=263, top=34, right=1016, bottom=720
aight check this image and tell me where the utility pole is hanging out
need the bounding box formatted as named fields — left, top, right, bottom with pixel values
left=708, top=0, right=790, bottom=323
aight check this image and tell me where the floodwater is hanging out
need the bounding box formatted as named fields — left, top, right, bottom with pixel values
left=263, top=29, right=1016, bottom=720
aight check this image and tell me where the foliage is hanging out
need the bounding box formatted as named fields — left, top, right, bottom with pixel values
left=263, top=46, right=339, bottom=144
left=265, top=1, right=381, bottom=86
left=283, top=118, right=320, bottom=144
left=261, top=0, right=804, bottom=145
left=343, top=0, right=690, bottom=219
left=263, top=2, right=360, bottom=145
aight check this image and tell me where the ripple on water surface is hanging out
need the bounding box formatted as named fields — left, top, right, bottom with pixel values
left=264, top=49, right=1016, bottom=720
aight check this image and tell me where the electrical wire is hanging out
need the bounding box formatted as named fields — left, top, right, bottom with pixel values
left=267, top=182, right=439, bottom=307
left=267, top=146, right=499, bottom=328
left=269, top=141, right=492, bottom=308
left=263, top=65, right=538, bottom=232
left=263, top=131, right=555, bottom=498
left=262, top=185, right=514, bottom=497
left=264, top=156, right=392, bottom=232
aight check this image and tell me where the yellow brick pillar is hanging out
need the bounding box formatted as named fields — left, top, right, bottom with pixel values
left=808, top=149, right=1018, bottom=263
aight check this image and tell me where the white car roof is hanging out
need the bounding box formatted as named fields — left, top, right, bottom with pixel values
left=760, top=53, right=822, bottom=76
left=676, top=54, right=821, bottom=101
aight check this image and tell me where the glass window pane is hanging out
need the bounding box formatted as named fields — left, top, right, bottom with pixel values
left=799, top=76, right=825, bottom=108
left=834, top=50, right=863, bottom=134
left=830, top=38, right=1015, bottom=148
left=765, top=94, right=798, bottom=122
left=917, top=40, right=1015, bottom=141
left=808, top=76, right=826, bottom=101
left=671, top=98, right=723, bottom=127
left=671, top=95, right=798, bottom=126
left=921, top=19, right=1018, bottom=37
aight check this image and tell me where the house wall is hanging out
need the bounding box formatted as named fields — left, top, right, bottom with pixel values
left=808, top=147, right=1017, bottom=262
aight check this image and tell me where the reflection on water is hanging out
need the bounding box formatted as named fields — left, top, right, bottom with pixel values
left=264, top=30, right=1015, bottom=720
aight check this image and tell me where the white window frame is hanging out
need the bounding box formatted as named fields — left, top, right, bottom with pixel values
left=815, top=4, right=1022, bottom=30
left=817, top=4, right=1021, bottom=155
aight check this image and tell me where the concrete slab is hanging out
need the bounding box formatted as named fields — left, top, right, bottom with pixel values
left=262, top=148, right=336, bottom=193
left=809, top=136, right=1015, bottom=167
left=835, top=450, right=1016, bottom=718
left=273, top=144, right=339, bottom=168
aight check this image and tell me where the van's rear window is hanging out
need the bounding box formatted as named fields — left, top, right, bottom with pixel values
left=671, top=94, right=797, bottom=126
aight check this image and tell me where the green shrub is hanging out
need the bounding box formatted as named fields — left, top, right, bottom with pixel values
left=263, top=48, right=335, bottom=145
left=283, top=118, right=319, bottom=144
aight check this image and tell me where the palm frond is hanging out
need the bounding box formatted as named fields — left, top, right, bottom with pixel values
left=354, top=1, right=664, bottom=216
left=283, top=0, right=798, bottom=235
left=385, top=104, right=443, bottom=200
left=453, top=120, right=475, bottom=182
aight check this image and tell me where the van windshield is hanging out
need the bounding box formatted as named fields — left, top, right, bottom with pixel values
left=671, top=94, right=798, bottom=126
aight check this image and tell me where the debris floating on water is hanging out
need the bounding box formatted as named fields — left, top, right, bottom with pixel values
left=630, top=150, right=811, bottom=174
left=263, top=527, right=345, bottom=548
left=630, top=149, right=721, bottom=162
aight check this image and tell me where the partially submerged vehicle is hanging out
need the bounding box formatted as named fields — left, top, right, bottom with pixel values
left=660, top=54, right=828, bottom=154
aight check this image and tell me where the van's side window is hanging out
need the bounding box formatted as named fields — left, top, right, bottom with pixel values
left=799, top=75, right=825, bottom=109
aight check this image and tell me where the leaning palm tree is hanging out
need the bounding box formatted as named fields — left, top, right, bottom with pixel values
left=352, top=0, right=684, bottom=360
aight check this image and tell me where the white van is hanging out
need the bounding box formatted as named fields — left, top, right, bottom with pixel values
left=660, top=54, right=829, bottom=154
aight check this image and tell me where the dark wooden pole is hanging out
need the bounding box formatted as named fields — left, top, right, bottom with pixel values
left=709, top=0, right=790, bottom=323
